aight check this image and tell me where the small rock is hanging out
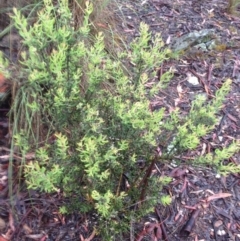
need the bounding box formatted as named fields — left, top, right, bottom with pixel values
left=217, top=229, right=226, bottom=236
left=214, top=220, right=223, bottom=228
left=215, top=173, right=221, bottom=179
left=186, top=73, right=199, bottom=85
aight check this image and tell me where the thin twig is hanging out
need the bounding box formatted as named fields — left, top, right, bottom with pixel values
left=155, top=207, right=169, bottom=241
left=0, top=152, right=35, bottom=163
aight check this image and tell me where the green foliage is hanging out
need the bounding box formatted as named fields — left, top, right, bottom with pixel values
left=0, top=52, right=10, bottom=78
left=160, top=195, right=172, bottom=207
left=25, top=160, right=63, bottom=192
left=195, top=141, right=240, bottom=175
left=169, top=80, right=232, bottom=152
left=3, top=0, right=239, bottom=239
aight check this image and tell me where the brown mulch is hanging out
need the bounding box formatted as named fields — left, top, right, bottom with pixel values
left=0, top=0, right=240, bottom=240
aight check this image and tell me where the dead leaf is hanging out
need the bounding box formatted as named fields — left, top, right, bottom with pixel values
left=206, top=192, right=232, bottom=202
left=135, top=222, right=159, bottom=241
left=145, top=222, right=156, bottom=233
left=177, top=84, right=183, bottom=99
left=0, top=72, right=10, bottom=96
left=0, top=73, right=6, bottom=86
left=25, top=233, right=45, bottom=240
left=22, top=224, right=32, bottom=234
left=0, top=184, right=6, bottom=191
left=8, top=212, right=15, bottom=232
left=80, top=229, right=96, bottom=241
left=84, top=229, right=96, bottom=241
left=96, top=23, right=108, bottom=29
left=39, top=235, right=48, bottom=241
left=1, top=229, right=12, bottom=241
left=0, top=236, right=8, bottom=241
left=155, top=224, right=162, bottom=239
left=174, top=98, right=181, bottom=107
left=169, top=167, right=187, bottom=177
left=0, top=218, right=6, bottom=231
left=166, top=35, right=171, bottom=45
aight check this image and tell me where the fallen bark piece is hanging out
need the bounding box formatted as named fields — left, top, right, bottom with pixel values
left=180, top=209, right=201, bottom=237
left=206, top=192, right=232, bottom=202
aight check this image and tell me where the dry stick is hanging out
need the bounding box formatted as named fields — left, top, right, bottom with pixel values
left=14, top=208, right=33, bottom=241
left=0, top=152, right=35, bottom=163
left=0, top=147, right=35, bottom=163
left=156, top=64, right=163, bottom=83
left=207, top=63, right=214, bottom=86
left=155, top=207, right=169, bottom=241
left=138, top=157, right=156, bottom=207
left=141, top=11, right=157, bottom=17
left=0, top=147, right=12, bottom=152
left=116, top=173, right=123, bottom=196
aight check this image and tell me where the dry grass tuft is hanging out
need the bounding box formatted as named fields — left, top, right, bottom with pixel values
left=227, top=0, right=240, bottom=16
left=1, top=0, right=125, bottom=143
left=70, top=0, right=124, bottom=54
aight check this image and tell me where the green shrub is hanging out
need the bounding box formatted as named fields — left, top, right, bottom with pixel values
left=4, top=0, right=240, bottom=239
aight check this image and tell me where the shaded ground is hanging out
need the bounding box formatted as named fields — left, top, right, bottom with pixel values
left=0, top=0, right=240, bottom=240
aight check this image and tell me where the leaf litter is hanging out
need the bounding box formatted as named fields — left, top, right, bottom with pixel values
left=114, top=0, right=240, bottom=240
